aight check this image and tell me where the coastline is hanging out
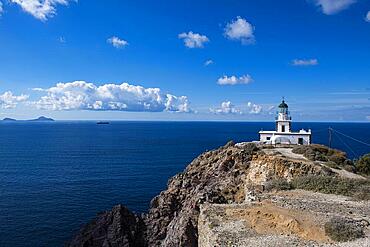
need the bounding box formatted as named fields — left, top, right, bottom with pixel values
left=68, top=142, right=370, bottom=246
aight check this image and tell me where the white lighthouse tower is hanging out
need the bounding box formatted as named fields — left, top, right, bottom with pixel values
left=276, top=99, right=291, bottom=133
left=259, top=99, right=311, bottom=145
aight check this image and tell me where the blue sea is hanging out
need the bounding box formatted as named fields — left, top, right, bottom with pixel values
left=0, top=121, right=369, bottom=247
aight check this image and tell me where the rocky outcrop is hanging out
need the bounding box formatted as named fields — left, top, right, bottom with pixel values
left=68, top=142, right=363, bottom=247
left=68, top=205, right=145, bottom=247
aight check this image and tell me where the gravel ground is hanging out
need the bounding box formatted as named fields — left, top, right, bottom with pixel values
left=199, top=190, right=370, bottom=247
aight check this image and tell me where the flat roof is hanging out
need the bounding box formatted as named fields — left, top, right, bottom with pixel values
left=259, top=131, right=311, bottom=135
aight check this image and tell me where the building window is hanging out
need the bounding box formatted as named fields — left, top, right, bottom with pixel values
left=266, top=137, right=271, bottom=140
left=282, top=125, right=285, bottom=132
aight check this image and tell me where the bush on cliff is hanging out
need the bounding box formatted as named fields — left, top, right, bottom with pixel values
left=324, top=217, right=364, bottom=242
left=355, top=154, right=370, bottom=175
left=267, top=176, right=370, bottom=200
left=291, top=176, right=366, bottom=198
left=292, top=144, right=356, bottom=171
left=265, top=178, right=292, bottom=192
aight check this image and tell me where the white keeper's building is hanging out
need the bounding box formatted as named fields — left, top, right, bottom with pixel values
left=259, top=99, right=311, bottom=145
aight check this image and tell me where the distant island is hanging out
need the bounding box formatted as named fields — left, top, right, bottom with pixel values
left=28, top=116, right=55, bottom=122
left=2, top=117, right=17, bottom=122
left=1, top=116, right=55, bottom=122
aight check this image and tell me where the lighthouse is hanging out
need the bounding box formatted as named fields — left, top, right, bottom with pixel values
left=259, top=99, right=311, bottom=145
left=276, top=99, right=291, bottom=133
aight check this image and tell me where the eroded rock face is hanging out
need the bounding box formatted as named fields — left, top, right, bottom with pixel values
left=246, top=152, right=332, bottom=186
left=68, top=142, right=333, bottom=247
left=67, top=205, right=145, bottom=247
left=144, top=141, right=253, bottom=246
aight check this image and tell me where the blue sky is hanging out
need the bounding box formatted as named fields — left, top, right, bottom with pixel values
left=0, top=0, right=369, bottom=121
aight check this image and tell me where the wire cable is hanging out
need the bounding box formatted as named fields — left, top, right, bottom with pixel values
left=331, top=128, right=370, bottom=148
left=333, top=132, right=358, bottom=158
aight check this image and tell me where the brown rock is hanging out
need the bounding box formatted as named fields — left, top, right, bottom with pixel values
left=67, top=205, right=146, bottom=247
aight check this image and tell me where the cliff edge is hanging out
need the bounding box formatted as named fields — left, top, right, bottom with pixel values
left=68, top=142, right=370, bottom=247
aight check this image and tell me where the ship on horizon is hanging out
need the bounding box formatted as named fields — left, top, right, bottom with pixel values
left=97, top=121, right=110, bottom=125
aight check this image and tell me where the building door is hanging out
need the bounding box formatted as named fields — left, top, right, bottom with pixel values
left=281, top=125, right=285, bottom=132
left=298, top=138, right=303, bottom=145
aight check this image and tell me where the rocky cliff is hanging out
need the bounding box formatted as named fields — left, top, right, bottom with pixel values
left=68, top=142, right=369, bottom=247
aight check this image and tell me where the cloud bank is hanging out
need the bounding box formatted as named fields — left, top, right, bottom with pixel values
left=224, top=16, right=255, bottom=44
left=178, top=31, right=209, bottom=48
left=210, top=101, right=264, bottom=115
left=107, top=36, right=129, bottom=48
left=11, top=0, right=73, bottom=21
left=247, top=102, right=262, bottom=114
left=366, top=11, right=370, bottom=22
left=0, top=91, right=29, bottom=109
left=217, top=75, right=253, bottom=85
left=0, top=2, right=3, bottom=16
left=292, top=58, right=318, bottom=66
left=210, top=101, right=242, bottom=114
left=313, top=0, right=356, bottom=15
left=33, top=81, right=191, bottom=113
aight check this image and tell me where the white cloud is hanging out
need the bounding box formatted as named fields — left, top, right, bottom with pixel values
left=32, top=81, right=191, bottom=113
left=267, top=106, right=275, bottom=111
left=247, top=102, right=262, bottom=114
left=107, top=36, right=129, bottom=48
left=267, top=106, right=275, bottom=115
left=313, top=0, right=356, bottom=15
left=0, top=91, right=29, bottom=109
left=0, top=2, right=3, bottom=16
left=217, top=74, right=253, bottom=85
left=11, top=0, right=73, bottom=21
left=224, top=16, right=255, bottom=44
left=204, top=60, right=213, bottom=66
left=59, top=36, right=66, bottom=43
left=210, top=101, right=242, bottom=114
left=210, top=101, right=265, bottom=115
left=365, top=11, right=370, bottom=22
left=292, top=58, right=318, bottom=66
left=178, top=31, right=209, bottom=48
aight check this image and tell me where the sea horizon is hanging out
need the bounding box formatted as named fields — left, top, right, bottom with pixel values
left=0, top=121, right=369, bottom=246
left=2, top=119, right=370, bottom=123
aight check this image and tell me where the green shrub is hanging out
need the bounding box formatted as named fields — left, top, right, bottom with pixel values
left=343, top=164, right=357, bottom=173
left=265, top=179, right=292, bottom=192
left=315, top=153, right=328, bottom=162
left=243, top=142, right=259, bottom=154
left=291, top=146, right=307, bottom=154
left=290, top=176, right=370, bottom=200
left=326, top=161, right=340, bottom=169
left=292, top=144, right=353, bottom=169
left=353, top=186, right=370, bottom=200
left=266, top=175, right=370, bottom=200
left=324, top=217, right=364, bottom=242
left=328, top=152, right=347, bottom=166
left=355, top=154, right=370, bottom=175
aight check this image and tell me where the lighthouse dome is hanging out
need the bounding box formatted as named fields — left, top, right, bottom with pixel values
left=278, top=100, right=288, bottom=108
